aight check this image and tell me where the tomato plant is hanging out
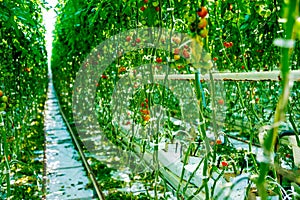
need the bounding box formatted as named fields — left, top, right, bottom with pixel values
left=0, top=0, right=48, bottom=199
left=49, top=0, right=300, bottom=199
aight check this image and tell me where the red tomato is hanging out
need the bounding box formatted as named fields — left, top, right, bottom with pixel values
left=183, top=50, right=190, bottom=58
left=174, top=48, right=180, bottom=55
left=218, top=99, right=224, bottom=105
left=221, top=161, right=228, bottom=167
left=156, top=57, right=163, bottom=63
left=140, top=6, right=146, bottom=11
left=125, top=36, right=131, bottom=42
left=101, top=75, right=108, bottom=79
left=197, top=7, right=208, bottom=18
left=136, top=38, right=141, bottom=43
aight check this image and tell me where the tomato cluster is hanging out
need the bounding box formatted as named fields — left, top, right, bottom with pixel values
left=140, top=99, right=150, bottom=122
left=118, top=66, right=127, bottom=74
left=172, top=44, right=191, bottom=62
left=140, top=0, right=160, bottom=13
left=223, top=41, right=233, bottom=48
left=189, top=6, right=209, bottom=38
left=0, top=90, right=8, bottom=112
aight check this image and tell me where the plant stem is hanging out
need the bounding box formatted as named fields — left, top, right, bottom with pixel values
left=0, top=114, right=10, bottom=198
left=256, top=0, right=297, bottom=199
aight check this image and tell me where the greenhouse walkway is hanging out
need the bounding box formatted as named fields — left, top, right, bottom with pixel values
left=43, top=76, right=96, bottom=200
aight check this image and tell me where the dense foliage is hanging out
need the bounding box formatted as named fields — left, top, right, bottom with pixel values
left=0, top=0, right=48, bottom=199
left=50, top=0, right=300, bottom=199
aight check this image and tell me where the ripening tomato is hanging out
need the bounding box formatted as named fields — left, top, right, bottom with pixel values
left=216, top=139, right=222, bottom=144
left=199, top=29, right=208, bottom=38
left=143, top=115, right=150, bottom=121
left=0, top=90, right=3, bottom=97
left=198, top=18, right=207, bottom=29
left=156, top=57, right=163, bottom=63
left=174, top=55, right=180, bottom=61
left=118, top=66, right=126, bottom=73
left=140, top=109, right=150, bottom=115
left=172, top=36, right=181, bottom=44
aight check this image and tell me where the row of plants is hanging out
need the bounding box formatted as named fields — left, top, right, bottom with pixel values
left=51, top=0, right=300, bottom=199
left=0, top=0, right=48, bottom=199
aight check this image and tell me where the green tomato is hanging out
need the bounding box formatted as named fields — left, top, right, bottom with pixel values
left=264, top=9, right=271, bottom=18
left=1, top=96, right=8, bottom=103
left=0, top=102, right=6, bottom=109
left=152, top=1, right=159, bottom=7
left=224, top=11, right=233, bottom=20
left=187, top=15, right=196, bottom=23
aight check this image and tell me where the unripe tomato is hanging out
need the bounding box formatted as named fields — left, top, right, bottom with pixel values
left=1, top=96, right=8, bottom=103
left=0, top=102, right=6, bottom=110
left=199, top=29, right=208, bottom=38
